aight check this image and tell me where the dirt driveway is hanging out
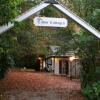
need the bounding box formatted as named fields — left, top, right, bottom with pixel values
left=0, top=69, right=84, bottom=100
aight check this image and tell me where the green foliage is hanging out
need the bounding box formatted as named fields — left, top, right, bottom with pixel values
left=20, top=0, right=37, bottom=13
left=40, top=7, right=59, bottom=17
left=57, top=0, right=100, bottom=99
left=73, top=32, right=100, bottom=58
left=70, top=0, right=100, bottom=96
left=71, top=32, right=100, bottom=86
left=0, top=0, right=24, bottom=79
left=0, top=33, right=15, bottom=79
left=14, top=54, right=37, bottom=69
left=70, top=0, right=100, bottom=30
left=0, top=0, right=24, bottom=25
left=82, top=81, right=100, bottom=100
left=91, top=9, right=100, bottom=30
left=54, top=28, right=73, bottom=54
left=68, top=30, right=100, bottom=99
left=56, top=28, right=73, bottom=42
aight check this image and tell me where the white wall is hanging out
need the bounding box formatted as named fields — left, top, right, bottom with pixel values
left=45, top=57, right=81, bottom=78
left=43, top=60, right=46, bottom=68
left=54, top=58, right=60, bottom=75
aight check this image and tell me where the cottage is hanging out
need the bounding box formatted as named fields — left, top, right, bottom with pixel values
left=43, top=46, right=81, bottom=78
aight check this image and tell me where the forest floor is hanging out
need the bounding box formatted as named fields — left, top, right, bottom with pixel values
left=0, top=69, right=85, bottom=100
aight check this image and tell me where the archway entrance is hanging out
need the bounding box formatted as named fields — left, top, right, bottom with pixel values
left=0, top=0, right=99, bottom=100
left=0, top=0, right=100, bottom=38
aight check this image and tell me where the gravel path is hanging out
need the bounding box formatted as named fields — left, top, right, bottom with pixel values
left=0, top=70, right=84, bottom=100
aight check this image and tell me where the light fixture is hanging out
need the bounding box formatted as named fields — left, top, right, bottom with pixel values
left=51, top=58, right=54, bottom=60
left=38, top=57, right=41, bottom=60
left=69, top=56, right=76, bottom=62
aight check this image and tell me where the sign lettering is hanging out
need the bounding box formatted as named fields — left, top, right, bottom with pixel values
left=33, top=17, right=68, bottom=27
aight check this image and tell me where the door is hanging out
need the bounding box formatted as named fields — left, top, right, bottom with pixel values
left=34, top=60, right=40, bottom=71
left=59, top=60, right=69, bottom=75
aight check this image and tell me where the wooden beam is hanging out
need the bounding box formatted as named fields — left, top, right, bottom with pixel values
left=0, top=2, right=50, bottom=34
left=53, top=3, right=100, bottom=38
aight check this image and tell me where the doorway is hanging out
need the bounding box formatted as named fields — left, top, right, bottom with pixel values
left=34, top=60, right=40, bottom=71
left=59, top=60, right=69, bottom=75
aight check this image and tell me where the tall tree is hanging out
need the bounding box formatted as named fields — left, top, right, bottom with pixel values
left=0, top=0, right=24, bottom=79
left=61, top=0, right=100, bottom=99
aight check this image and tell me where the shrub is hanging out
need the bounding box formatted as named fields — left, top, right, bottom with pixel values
left=82, top=81, right=100, bottom=100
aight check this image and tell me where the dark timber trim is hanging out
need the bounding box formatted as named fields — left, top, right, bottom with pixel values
left=45, top=0, right=58, bottom=4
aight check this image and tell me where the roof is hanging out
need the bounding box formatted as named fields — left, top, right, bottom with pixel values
left=49, top=46, right=59, bottom=53
left=48, top=45, right=75, bottom=57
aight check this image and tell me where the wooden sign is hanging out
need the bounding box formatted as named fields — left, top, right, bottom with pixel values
left=34, top=17, right=68, bottom=27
